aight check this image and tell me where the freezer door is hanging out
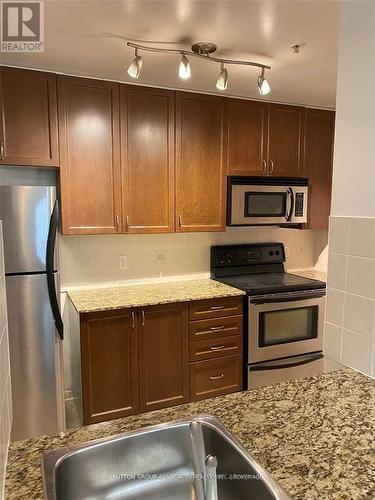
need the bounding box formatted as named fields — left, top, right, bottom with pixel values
left=0, top=185, right=56, bottom=273
left=6, top=273, right=63, bottom=440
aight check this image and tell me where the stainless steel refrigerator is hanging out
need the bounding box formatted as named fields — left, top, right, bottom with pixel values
left=0, top=185, right=65, bottom=441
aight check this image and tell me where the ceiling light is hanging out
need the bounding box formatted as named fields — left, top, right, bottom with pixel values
left=257, top=68, right=270, bottom=95
left=179, top=54, right=191, bottom=79
left=216, top=63, right=228, bottom=90
left=127, top=49, right=142, bottom=78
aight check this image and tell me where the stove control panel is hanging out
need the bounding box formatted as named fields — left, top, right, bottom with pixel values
left=211, top=243, right=285, bottom=269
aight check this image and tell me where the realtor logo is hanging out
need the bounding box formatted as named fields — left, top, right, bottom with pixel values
left=1, top=0, right=44, bottom=52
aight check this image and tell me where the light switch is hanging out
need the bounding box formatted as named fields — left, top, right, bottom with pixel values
left=119, top=255, right=128, bottom=270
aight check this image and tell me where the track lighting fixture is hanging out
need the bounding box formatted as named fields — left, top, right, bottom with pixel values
left=127, top=48, right=142, bottom=78
left=179, top=54, right=191, bottom=79
left=216, top=63, right=228, bottom=90
left=126, top=41, right=271, bottom=94
left=257, top=67, right=271, bottom=95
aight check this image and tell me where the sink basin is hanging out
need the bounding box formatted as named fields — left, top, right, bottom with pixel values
left=42, top=414, right=290, bottom=499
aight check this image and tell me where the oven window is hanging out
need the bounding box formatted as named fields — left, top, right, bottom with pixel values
left=244, top=192, right=286, bottom=218
left=259, top=306, right=318, bottom=347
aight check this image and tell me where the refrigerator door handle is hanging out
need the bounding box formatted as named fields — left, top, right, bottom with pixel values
left=46, top=201, right=64, bottom=340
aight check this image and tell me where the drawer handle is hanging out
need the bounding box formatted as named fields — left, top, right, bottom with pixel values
left=210, top=325, right=225, bottom=331
left=210, top=345, right=224, bottom=351
left=210, top=306, right=224, bottom=311
left=210, top=374, right=224, bottom=380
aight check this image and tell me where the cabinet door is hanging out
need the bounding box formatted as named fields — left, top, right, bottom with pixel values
left=57, top=76, right=122, bottom=234
left=81, top=309, right=139, bottom=425
left=139, top=303, right=189, bottom=412
left=0, top=67, right=58, bottom=166
left=304, top=109, right=335, bottom=229
left=120, top=85, right=174, bottom=233
left=267, top=104, right=305, bottom=177
left=228, top=99, right=267, bottom=175
left=175, top=92, right=227, bottom=232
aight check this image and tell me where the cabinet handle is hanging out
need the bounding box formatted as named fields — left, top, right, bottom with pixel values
left=210, top=345, right=224, bottom=351
left=131, top=311, right=135, bottom=329
left=210, top=325, right=225, bottom=331
left=141, top=310, right=145, bottom=327
left=262, top=159, right=267, bottom=174
left=269, top=160, right=274, bottom=174
left=0, top=142, right=4, bottom=160
left=210, top=374, right=224, bottom=380
left=178, top=215, right=182, bottom=229
left=125, top=215, right=129, bottom=232
left=210, top=306, right=224, bottom=311
left=115, top=215, right=120, bottom=231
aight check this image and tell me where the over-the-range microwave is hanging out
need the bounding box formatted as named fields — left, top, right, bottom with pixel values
left=227, top=176, right=308, bottom=227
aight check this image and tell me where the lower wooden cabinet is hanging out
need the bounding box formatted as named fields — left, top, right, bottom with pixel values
left=80, top=309, right=139, bottom=425
left=80, top=298, right=243, bottom=425
left=139, top=303, right=189, bottom=412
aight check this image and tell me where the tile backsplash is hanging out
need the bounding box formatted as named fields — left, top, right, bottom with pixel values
left=59, top=227, right=328, bottom=288
left=0, top=222, right=12, bottom=498
left=325, top=217, right=375, bottom=377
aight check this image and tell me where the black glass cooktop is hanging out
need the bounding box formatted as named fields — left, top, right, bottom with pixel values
left=215, top=272, right=326, bottom=295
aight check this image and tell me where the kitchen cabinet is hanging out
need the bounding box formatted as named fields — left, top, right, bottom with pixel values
left=227, top=99, right=268, bottom=175
left=0, top=66, right=59, bottom=167
left=80, top=309, right=139, bottom=425
left=57, top=76, right=122, bottom=234
left=120, top=85, right=175, bottom=233
left=304, top=108, right=335, bottom=229
left=175, top=92, right=227, bottom=232
left=228, top=101, right=305, bottom=177
left=138, top=303, right=189, bottom=412
left=267, top=104, right=305, bottom=177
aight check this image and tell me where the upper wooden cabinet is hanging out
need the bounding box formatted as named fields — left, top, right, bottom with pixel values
left=0, top=67, right=59, bottom=167
left=138, top=303, right=189, bottom=412
left=120, top=85, right=174, bottom=233
left=267, top=104, right=305, bottom=177
left=228, top=102, right=305, bottom=177
left=175, top=92, right=227, bottom=232
left=80, top=309, right=139, bottom=425
left=304, top=108, right=335, bottom=229
left=58, top=76, right=122, bottom=234
left=228, top=99, right=267, bottom=175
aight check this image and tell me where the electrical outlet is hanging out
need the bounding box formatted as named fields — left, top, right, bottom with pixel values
left=119, top=255, right=128, bottom=270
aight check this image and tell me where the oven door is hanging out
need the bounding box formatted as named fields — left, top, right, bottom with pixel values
left=248, top=290, right=325, bottom=363
left=229, top=184, right=308, bottom=225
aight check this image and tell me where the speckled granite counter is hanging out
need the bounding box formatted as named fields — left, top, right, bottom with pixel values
left=5, top=369, right=375, bottom=499
left=68, top=279, right=245, bottom=313
left=289, top=269, right=327, bottom=282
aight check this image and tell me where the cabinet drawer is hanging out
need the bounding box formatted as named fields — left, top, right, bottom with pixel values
left=189, top=315, right=243, bottom=342
left=190, top=355, right=243, bottom=401
left=190, top=335, right=242, bottom=362
left=189, top=297, right=243, bottom=321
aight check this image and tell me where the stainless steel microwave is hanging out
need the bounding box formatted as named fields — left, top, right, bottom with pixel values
left=227, top=176, right=308, bottom=226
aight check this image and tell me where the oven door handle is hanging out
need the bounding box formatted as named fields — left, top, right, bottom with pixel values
left=250, top=352, right=323, bottom=371
left=285, top=187, right=294, bottom=222
left=250, top=291, right=326, bottom=305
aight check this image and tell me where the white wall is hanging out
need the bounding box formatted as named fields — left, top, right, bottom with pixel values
left=330, top=0, right=375, bottom=218
left=0, top=223, right=12, bottom=499
left=325, top=1, right=375, bottom=378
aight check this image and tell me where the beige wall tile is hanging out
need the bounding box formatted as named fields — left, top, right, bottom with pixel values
left=346, top=256, right=375, bottom=299
left=348, top=218, right=375, bottom=259
left=325, top=288, right=345, bottom=326
left=324, top=322, right=342, bottom=361
left=329, top=217, right=349, bottom=254
left=327, top=252, right=347, bottom=290
left=342, top=329, right=373, bottom=376
left=343, top=293, right=375, bottom=338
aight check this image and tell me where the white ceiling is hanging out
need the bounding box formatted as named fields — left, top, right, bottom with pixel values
left=1, top=0, right=340, bottom=108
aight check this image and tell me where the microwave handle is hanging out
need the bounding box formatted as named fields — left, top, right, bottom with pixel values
left=285, top=187, right=294, bottom=222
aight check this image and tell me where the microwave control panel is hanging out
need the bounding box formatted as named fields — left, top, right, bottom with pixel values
left=295, top=193, right=305, bottom=217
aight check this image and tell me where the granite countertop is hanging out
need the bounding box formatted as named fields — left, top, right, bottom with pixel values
left=68, top=278, right=245, bottom=313
left=5, top=369, right=375, bottom=499
left=289, top=269, right=328, bottom=282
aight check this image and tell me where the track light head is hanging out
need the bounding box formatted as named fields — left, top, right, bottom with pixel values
left=216, top=63, right=228, bottom=90
left=257, top=67, right=270, bottom=95
left=127, top=49, right=142, bottom=78
left=179, top=54, right=191, bottom=79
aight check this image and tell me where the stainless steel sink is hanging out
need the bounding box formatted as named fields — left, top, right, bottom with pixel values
left=42, top=414, right=290, bottom=500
